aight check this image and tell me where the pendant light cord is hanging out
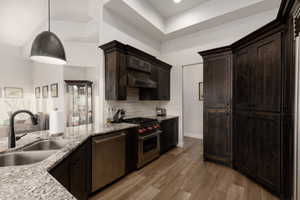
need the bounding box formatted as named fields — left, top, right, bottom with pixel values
left=48, top=0, right=50, bottom=31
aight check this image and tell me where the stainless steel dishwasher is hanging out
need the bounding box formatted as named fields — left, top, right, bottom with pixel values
left=92, top=132, right=126, bottom=192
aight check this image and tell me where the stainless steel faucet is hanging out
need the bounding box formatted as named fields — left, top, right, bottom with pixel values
left=9, top=110, right=38, bottom=148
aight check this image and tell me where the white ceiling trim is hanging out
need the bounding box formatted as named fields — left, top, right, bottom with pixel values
left=104, top=0, right=281, bottom=41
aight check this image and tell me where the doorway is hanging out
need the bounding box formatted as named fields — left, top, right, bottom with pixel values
left=182, top=63, right=204, bottom=139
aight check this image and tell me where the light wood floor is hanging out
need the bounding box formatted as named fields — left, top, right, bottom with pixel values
left=90, top=137, right=279, bottom=200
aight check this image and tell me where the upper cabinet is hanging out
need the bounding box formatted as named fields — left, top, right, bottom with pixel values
left=140, top=59, right=171, bottom=101
left=234, top=46, right=252, bottom=110
left=234, top=32, right=282, bottom=112
left=203, top=49, right=233, bottom=108
left=100, top=41, right=172, bottom=101
left=252, top=33, right=282, bottom=113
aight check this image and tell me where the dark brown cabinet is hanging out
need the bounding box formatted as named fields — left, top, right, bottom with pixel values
left=140, top=60, right=171, bottom=101
left=204, top=52, right=232, bottom=108
left=100, top=41, right=172, bottom=101
left=234, top=111, right=281, bottom=194
left=156, top=66, right=171, bottom=100
left=125, top=128, right=138, bottom=173
left=204, top=109, right=232, bottom=165
left=200, top=48, right=233, bottom=166
left=199, top=24, right=293, bottom=198
left=254, top=112, right=281, bottom=194
left=69, top=144, right=89, bottom=200
left=252, top=33, right=282, bottom=113
left=50, top=140, right=91, bottom=200
left=234, top=33, right=282, bottom=113
left=234, top=47, right=252, bottom=110
left=160, top=117, right=179, bottom=154
left=233, top=112, right=256, bottom=176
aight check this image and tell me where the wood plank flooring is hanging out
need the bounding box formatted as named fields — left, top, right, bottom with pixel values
left=90, top=137, right=279, bottom=200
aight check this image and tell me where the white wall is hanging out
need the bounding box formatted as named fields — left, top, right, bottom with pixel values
left=32, top=63, right=64, bottom=114
left=160, top=9, right=278, bottom=147
left=0, top=43, right=34, bottom=124
left=102, top=8, right=161, bottom=56
left=183, top=64, right=203, bottom=139
left=64, top=66, right=94, bottom=80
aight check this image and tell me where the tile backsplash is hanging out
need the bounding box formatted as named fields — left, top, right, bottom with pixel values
left=104, top=88, right=167, bottom=120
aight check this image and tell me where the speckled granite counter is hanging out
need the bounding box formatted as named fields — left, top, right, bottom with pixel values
left=0, top=123, right=138, bottom=200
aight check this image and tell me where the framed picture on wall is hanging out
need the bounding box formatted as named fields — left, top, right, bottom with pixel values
left=35, top=87, right=41, bottom=99
left=4, top=87, right=23, bottom=98
left=51, top=83, right=58, bottom=98
left=42, top=86, right=49, bottom=98
left=199, top=82, right=204, bottom=101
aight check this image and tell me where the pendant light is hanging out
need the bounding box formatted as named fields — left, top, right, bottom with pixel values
left=30, top=0, right=66, bottom=65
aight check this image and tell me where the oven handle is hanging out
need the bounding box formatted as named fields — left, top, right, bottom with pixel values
left=139, top=130, right=162, bottom=140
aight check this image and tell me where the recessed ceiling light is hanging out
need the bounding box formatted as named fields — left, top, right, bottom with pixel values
left=173, top=0, right=182, bottom=4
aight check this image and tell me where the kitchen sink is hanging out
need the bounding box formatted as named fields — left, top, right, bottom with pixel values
left=0, top=150, right=56, bottom=167
left=23, top=139, right=70, bottom=151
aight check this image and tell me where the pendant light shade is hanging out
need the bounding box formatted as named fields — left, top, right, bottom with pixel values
left=30, top=0, right=66, bottom=65
left=30, top=31, right=66, bottom=65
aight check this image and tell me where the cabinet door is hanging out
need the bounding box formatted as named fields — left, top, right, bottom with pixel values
left=69, top=145, right=88, bottom=200
left=157, top=68, right=171, bottom=100
left=160, top=120, right=171, bottom=153
left=50, top=158, right=70, bottom=190
left=204, top=109, right=232, bottom=165
left=204, top=54, right=232, bottom=108
left=254, top=112, right=281, bottom=194
left=160, top=118, right=179, bottom=154
left=252, top=33, right=282, bottom=112
left=234, top=47, right=252, bottom=110
left=233, top=112, right=256, bottom=176
left=171, top=118, right=179, bottom=146
left=125, top=128, right=138, bottom=173
left=139, top=66, right=170, bottom=101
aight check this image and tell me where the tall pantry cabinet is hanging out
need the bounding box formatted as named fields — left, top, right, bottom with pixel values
left=201, top=48, right=233, bottom=167
left=199, top=19, right=294, bottom=199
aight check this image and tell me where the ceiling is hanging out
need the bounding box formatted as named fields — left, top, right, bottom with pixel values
left=105, top=0, right=281, bottom=41
left=0, top=0, right=96, bottom=47
left=51, top=0, right=92, bottom=22
left=0, top=0, right=282, bottom=47
left=145, top=0, right=208, bottom=19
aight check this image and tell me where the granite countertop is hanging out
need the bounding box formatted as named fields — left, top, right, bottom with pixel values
left=0, top=123, right=138, bottom=200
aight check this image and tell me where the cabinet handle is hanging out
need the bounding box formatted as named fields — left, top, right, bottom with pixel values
left=93, top=133, right=125, bottom=144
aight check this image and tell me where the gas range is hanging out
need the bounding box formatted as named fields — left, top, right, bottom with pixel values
left=122, top=117, right=160, bottom=135
left=122, top=117, right=161, bottom=168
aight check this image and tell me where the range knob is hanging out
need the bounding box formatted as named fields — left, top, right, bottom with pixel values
left=138, top=129, right=145, bottom=134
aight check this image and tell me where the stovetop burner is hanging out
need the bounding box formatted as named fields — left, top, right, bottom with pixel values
left=122, top=117, right=157, bottom=125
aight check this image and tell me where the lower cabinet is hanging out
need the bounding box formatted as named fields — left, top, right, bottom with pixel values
left=234, top=111, right=281, bottom=195
left=233, top=112, right=256, bottom=176
left=255, top=112, right=281, bottom=194
left=50, top=139, right=91, bottom=200
left=204, top=109, right=232, bottom=166
left=125, top=128, right=138, bottom=173
left=160, top=117, right=179, bottom=154
left=50, top=129, right=138, bottom=199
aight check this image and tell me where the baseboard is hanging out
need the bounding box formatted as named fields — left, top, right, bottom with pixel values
left=184, top=132, right=203, bottom=139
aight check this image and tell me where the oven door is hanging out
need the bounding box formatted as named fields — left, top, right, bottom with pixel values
left=138, top=130, right=161, bottom=168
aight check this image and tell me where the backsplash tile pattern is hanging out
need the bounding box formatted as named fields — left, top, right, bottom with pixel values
left=104, top=88, right=167, bottom=119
